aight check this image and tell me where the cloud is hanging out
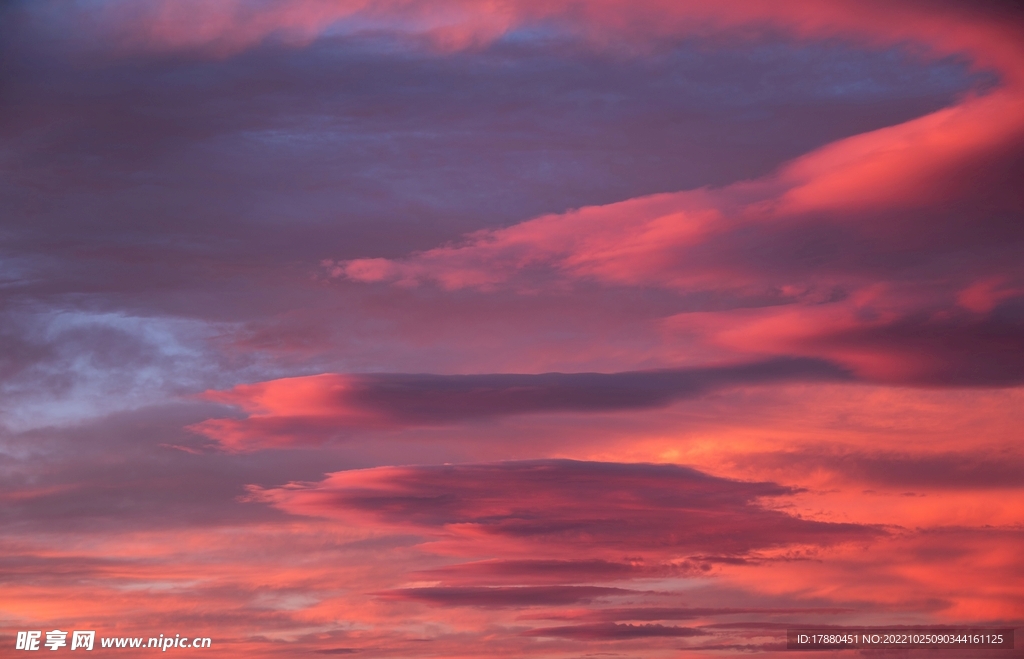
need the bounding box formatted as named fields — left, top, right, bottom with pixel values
left=304, top=0, right=1024, bottom=394
left=0, top=403, right=354, bottom=531
left=331, top=0, right=1024, bottom=294
left=2, top=0, right=1022, bottom=655
left=693, top=297, right=1024, bottom=386
left=191, top=358, right=849, bottom=450
left=334, top=104, right=1024, bottom=309
left=25, top=0, right=527, bottom=56
left=4, top=19, right=979, bottom=369
left=742, top=450, right=1024, bottom=491
left=523, top=622, right=706, bottom=639
left=337, top=98, right=1024, bottom=296
left=21, top=0, right=1024, bottom=72
left=324, top=87, right=1024, bottom=387
left=378, top=585, right=632, bottom=608
left=250, top=460, right=880, bottom=559
left=519, top=606, right=854, bottom=622
left=414, top=559, right=697, bottom=585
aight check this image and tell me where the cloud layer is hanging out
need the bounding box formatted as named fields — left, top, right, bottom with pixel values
left=2, top=0, right=1022, bottom=656
left=251, top=459, right=879, bottom=557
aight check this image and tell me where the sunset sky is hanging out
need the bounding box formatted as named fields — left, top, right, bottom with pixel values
left=1, top=0, right=1022, bottom=656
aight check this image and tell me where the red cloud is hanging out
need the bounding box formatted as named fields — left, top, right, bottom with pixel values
left=44, top=0, right=1024, bottom=77
left=190, top=359, right=848, bottom=450
left=377, top=585, right=633, bottom=608
left=523, top=622, right=705, bottom=639
left=322, top=0, right=1024, bottom=294
left=248, top=460, right=880, bottom=560
left=304, top=0, right=1024, bottom=396
left=683, top=294, right=1024, bottom=386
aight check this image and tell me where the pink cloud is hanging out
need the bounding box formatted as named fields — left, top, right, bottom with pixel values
left=307, top=1, right=1024, bottom=402
left=46, top=0, right=1024, bottom=78
left=377, top=585, right=635, bottom=608
left=957, top=277, right=1022, bottom=314
left=523, top=622, right=706, bottom=639
left=248, top=460, right=880, bottom=559
left=680, top=292, right=1024, bottom=386
left=49, top=0, right=519, bottom=56
left=337, top=190, right=734, bottom=291
left=190, top=359, right=849, bottom=451
left=337, top=88, right=1024, bottom=294
left=243, top=459, right=1021, bottom=638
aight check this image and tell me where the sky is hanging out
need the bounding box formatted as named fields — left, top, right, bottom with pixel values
left=1, top=0, right=1022, bottom=656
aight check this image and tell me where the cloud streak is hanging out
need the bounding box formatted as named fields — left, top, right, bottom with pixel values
left=250, top=460, right=880, bottom=558
left=523, top=623, right=706, bottom=640
left=192, top=358, right=849, bottom=450
left=378, top=585, right=633, bottom=608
